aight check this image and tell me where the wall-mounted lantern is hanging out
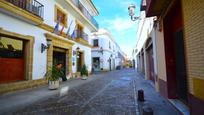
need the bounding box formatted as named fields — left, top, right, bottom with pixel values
left=41, top=39, right=52, bottom=53
left=76, top=47, right=80, bottom=51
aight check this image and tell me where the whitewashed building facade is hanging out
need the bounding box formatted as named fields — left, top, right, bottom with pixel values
left=133, top=8, right=162, bottom=91
left=91, top=29, right=125, bottom=71
left=0, top=0, right=99, bottom=93
left=133, top=11, right=155, bottom=79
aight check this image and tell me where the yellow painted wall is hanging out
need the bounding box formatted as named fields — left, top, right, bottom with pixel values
left=193, top=77, right=204, bottom=101
left=181, top=0, right=204, bottom=96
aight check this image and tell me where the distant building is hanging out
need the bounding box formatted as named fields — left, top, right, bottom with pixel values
left=0, top=0, right=99, bottom=93
left=91, top=29, right=125, bottom=71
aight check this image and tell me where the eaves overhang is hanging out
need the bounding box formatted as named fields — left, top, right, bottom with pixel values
left=145, top=0, right=172, bottom=17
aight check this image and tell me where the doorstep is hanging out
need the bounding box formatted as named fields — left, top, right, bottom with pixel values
left=168, top=99, right=190, bottom=115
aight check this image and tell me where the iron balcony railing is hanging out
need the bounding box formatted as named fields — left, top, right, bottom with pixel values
left=71, top=0, right=99, bottom=29
left=71, top=30, right=89, bottom=42
left=6, top=0, right=44, bottom=19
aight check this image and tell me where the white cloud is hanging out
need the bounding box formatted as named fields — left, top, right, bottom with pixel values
left=105, top=17, right=136, bottom=32
left=117, top=0, right=140, bottom=13
left=119, top=1, right=136, bottom=7
left=101, top=17, right=137, bottom=58
left=111, top=0, right=137, bottom=8
left=120, top=45, right=134, bottom=59
left=113, top=18, right=133, bottom=32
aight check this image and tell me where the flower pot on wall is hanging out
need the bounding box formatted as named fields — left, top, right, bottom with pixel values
left=48, top=80, right=59, bottom=90
left=80, top=64, right=88, bottom=80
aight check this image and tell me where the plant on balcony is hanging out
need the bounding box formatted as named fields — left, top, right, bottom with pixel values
left=80, top=64, right=88, bottom=80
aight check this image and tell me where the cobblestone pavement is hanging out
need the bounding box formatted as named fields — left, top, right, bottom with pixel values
left=4, top=69, right=180, bottom=115
left=14, top=69, right=139, bottom=115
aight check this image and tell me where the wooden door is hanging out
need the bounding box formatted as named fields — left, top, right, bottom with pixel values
left=0, top=37, right=24, bottom=83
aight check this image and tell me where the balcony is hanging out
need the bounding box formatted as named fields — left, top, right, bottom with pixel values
left=71, top=0, right=99, bottom=29
left=6, top=0, right=44, bottom=18
left=72, top=30, right=88, bottom=42
left=71, top=30, right=92, bottom=47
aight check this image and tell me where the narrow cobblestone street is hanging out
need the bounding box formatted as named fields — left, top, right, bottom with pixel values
left=1, top=69, right=180, bottom=115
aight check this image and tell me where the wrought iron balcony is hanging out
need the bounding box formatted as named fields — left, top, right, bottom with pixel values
left=6, top=0, right=44, bottom=19
left=71, top=30, right=88, bottom=42
left=71, top=0, right=99, bottom=29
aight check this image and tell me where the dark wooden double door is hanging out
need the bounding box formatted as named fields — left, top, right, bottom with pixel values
left=53, top=50, right=66, bottom=78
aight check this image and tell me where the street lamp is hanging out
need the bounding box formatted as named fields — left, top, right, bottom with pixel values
left=99, top=47, right=103, bottom=55
left=128, top=4, right=140, bottom=21
left=108, top=54, right=112, bottom=62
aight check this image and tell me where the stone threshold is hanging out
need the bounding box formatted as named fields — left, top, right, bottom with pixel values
left=168, top=99, right=190, bottom=115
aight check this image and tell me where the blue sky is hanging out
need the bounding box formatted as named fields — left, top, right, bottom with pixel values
left=92, top=0, right=141, bottom=58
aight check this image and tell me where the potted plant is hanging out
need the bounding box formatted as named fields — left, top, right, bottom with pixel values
left=80, top=64, right=88, bottom=80
left=48, top=64, right=64, bottom=89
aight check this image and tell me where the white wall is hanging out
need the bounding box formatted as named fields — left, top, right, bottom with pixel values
left=39, top=0, right=93, bottom=43
left=0, top=0, right=95, bottom=80
left=91, top=29, right=125, bottom=71
left=0, top=13, right=47, bottom=80
left=91, top=49, right=112, bottom=70
left=135, top=11, right=154, bottom=77
left=72, top=43, right=92, bottom=73
left=41, top=0, right=93, bottom=74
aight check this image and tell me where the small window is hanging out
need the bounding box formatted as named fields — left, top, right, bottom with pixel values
left=93, top=39, right=99, bottom=47
left=76, top=23, right=84, bottom=37
left=109, top=42, right=111, bottom=49
left=55, top=5, right=67, bottom=27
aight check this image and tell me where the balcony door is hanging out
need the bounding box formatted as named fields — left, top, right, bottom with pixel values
left=77, top=51, right=84, bottom=72
left=77, top=23, right=83, bottom=38
left=53, top=48, right=66, bottom=80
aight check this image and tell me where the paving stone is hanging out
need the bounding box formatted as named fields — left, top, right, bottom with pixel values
left=1, top=69, right=180, bottom=115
